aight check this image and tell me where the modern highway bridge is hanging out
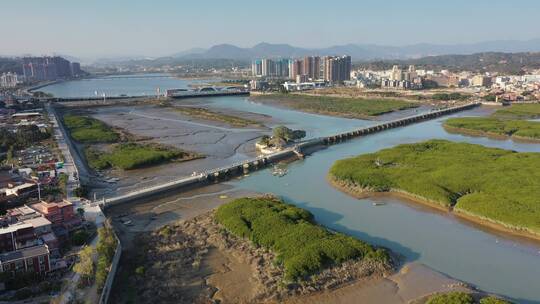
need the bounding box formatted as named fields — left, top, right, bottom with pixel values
left=101, top=102, right=480, bottom=208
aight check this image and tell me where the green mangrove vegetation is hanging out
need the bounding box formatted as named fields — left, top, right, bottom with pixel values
left=444, top=117, right=540, bottom=140
left=85, top=143, right=200, bottom=170
left=443, top=103, right=540, bottom=141
left=253, top=93, right=418, bottom=118
left=492, top=103, right=540, bottom=119
left=431, top=92, right=470, bottom=101
left=329, top=140, right=540, bottom=236
left=215, top=197, right=390, bottom=281
left=425, top=292, right=511, bottom=304
left=63, top=114, right=119, bottom=143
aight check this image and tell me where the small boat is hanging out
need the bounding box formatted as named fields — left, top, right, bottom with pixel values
left=271, top=165, right=288, bottom=177
left=219, top=195, right=228, bottom=199
left=372, top=202, right=386, bottom=206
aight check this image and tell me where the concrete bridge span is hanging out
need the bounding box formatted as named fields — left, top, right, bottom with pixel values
left=101, top=102, right=480, bottom=208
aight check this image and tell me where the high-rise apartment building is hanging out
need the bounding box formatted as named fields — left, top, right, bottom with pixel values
left=251, top=59, right=262, bottom=76
left=302, top=56, right=321, bottom=80
left=275, top=59, right=290, bottom=78
left=71, top=62, right=82, bottom=77
left=22, top=56, right=76, bottom=82
left=0, top=72, right=19, bottom=88
left=261, top=59, right=276, bottom=77
left=251, top=59, right=263, bottom=77
left=390, top=65, right=403, bottom=81
left=289, top=59, right=303, bottom=79
left=323, top=55, right=351, bottom=83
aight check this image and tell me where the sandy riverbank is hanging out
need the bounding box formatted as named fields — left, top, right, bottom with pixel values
left=328, top=177, right=540, bottom=243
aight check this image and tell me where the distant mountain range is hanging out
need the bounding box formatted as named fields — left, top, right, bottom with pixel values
left=357, top=52, right=540, bottom=74
left=171, top=39, right=540, bottom=61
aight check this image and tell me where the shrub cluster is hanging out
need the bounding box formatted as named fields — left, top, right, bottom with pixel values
left=329, top=140, right=540, bottom=234
left=444, top=117, right=540, bottom=140
left=63, top=114, right=119, bottom=143
left=492, top=103, right=540, bottom=119
left=215, top=197, right=389, bottom=281
left=95, top=226, right=118, bottom=291
left=432, top=92, right=469, bottom=101
left=426, top=292, right=511, bottom=304
left=85, top=143, right=195, bottom=170
left=256, top=94, right=417, bottom=117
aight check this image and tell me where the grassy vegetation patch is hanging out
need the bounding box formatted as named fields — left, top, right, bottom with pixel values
left=492, top=103, right=540, bottom=119
left=174, top=106, right=261, bottom=127
left=215, top=197, right=389, bottom=281
left=425, top=292, right=512, bottom=304
left=426, top=292, right=474, bottom=304
left=431, top=92, right=470, bottom=101
left=64, top=114, right=119, bottom=143
left=329, top=140, right=540, bottom=234
left=444, top=117, right=540, bottom=140
left=85, top=143, right=200, bottom=170
left=443, top=103, right=540, bottom=141
left=254, top=93, right=418, bottom=118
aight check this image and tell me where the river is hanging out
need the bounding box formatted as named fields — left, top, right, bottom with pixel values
left=39, top=73, right=216, bottom=98
left=41, top=76, right=540, bottom=303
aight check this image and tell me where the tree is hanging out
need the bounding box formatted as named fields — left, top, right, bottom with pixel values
left=95, top=255, right=109, bottom=290
left=74, top=186, right=88, bottom=198
left=135, top=266, right=145, bottom=276
left=258, top=135, right=271, bottom=146
left=71, top=230, right=89, bottom=246
left=77, top=207, right=85, bottom=219
left=96, top=226, right=117, bottom=261
left=73, top=246, right=95, bottom=286
left=272, top=125, right=306, bottom=142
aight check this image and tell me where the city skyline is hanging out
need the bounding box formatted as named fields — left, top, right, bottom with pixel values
left=3, top=0, right=540, bottom=59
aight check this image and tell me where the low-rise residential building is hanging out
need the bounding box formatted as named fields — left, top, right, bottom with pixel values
left=4, top=182, right=38, bottom=198
left=471, top=75, right=492, bottom=87
left=30, top=199, right=79, bottom=229
left=0, top=223, right=37, bottom=253
left=0, top=244, right=50, bottom=274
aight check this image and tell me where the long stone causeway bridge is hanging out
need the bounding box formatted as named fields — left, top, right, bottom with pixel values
left=101, top=102, right=480, bottom=208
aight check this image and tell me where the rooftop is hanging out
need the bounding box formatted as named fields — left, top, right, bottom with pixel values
left=0, top=245, right=49, bottom=263
left=0, top=222, right=33, bottom=235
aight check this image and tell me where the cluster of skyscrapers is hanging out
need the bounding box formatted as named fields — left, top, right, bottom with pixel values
left=22, top=56, right=82, bottom=82
left=252, top=55, right=351, bottom=84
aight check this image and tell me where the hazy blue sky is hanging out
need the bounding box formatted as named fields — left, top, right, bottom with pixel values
left=2, top=0, right=540, bottom=58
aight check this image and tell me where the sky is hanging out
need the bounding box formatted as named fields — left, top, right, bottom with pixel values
left=2, top=0, right=540, bottom=59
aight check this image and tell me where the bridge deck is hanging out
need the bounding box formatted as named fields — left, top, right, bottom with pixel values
left=103, top=102, right=480, bottom=207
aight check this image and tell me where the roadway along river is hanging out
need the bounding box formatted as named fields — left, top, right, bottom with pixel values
left=42, top=76, right=540, bottom=303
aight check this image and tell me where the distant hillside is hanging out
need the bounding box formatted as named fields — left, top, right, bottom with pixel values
left=0, top=57, right=22, bottom=74
left=174, top=39, right=540, bottom=61
left=355, top=52, right=540, bottom=74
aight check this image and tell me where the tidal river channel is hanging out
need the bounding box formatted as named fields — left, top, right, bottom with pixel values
left=42, top=76, right=540, bottom=303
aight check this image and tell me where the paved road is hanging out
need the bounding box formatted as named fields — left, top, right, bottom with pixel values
left=46, top=103, right=80, bottom=199
left=47, top=103, right=107, bottom=303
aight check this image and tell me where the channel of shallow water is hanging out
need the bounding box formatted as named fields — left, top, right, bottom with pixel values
left=42, top=77, right=540, bottom=303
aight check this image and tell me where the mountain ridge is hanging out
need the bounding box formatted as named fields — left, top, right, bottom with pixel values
left=173, top=39, right=540, bottom=61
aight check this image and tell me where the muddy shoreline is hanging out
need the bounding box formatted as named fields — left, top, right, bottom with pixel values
left=328, top=176, right=540, bottom=243
left=105, top=185, right=493, bottom=304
